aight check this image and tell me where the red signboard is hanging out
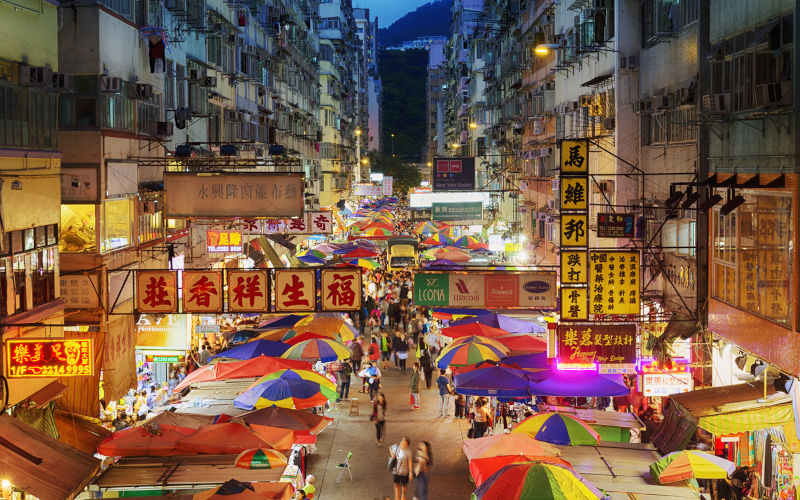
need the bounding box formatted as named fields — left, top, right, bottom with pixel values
left=321, top=269, right=362, bottom=311
left=206, top=230, right=243, bottom=253
left=484, top=274, right=520, bottom=307
left=5, top=338, right=94, bottom=378
left=136, top=271, right=178, bottom=313
left=183, top=271, right=223, bottom=313
left=556, top=324, right=636, bottom=366
left=227, top=270, right=269, bottom=312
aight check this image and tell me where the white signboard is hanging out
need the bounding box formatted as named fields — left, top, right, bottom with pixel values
left=382, top=176, right=393, bottom=195
left=409, top=191, right=489, bottom=208
left=238, top=212, right=333, bottom=235
left=643, top=372, right=693, bottom=397
left=60, top=275, right=100, bottom=308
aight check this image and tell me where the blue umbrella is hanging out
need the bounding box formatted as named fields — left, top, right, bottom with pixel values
left=451, top=313, right=546, bottom=334
left=503, top=353, right=550, bottom=370
left=297, top=254, right=324, bottom=264
left=333, top=245, right=358, bottom=255
left=227, top=329, right=261, bottom=344
left=528, top=371, right=629, bottom=397
left=258, top=314, right=307, bottom=329
left=454, top=365, right=531, bottom=398
left=211, top=340, right=290, bottom=360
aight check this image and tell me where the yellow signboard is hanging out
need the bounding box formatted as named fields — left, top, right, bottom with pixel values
left=561, top=251, right=588, bottom=284
left=560, top=214, right=588, bottom=247
left=589, top=251, right=640, bottom=315
left=560, top=177, right=588, bottom=210
left=560, top=286, right=588, bottom=320
left=560, top=140, right=589, bottom=175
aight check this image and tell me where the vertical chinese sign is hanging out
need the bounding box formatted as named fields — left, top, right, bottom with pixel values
left=228, top=270, right=269, bottom=312
left=588, top=251, right=640, bottom=316
left=137, top=271, right=178, bottom=313
left=183, top=271, right=223, bottom=313
left=275, top=270, right=316, bottom=312
left=321, top=269, right=362, bottom=311
left=559, top=139, right=589, bottom=321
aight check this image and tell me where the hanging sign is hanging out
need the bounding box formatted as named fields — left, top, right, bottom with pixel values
left=206, top=230, right=243, bottom=253
left=413, top=272, right=557, bottom=309
left=560, top=214, right=588, bottom=247
left=560, top=140, right=589, bottom=175
left=431, top=202, right=483, bottom=221
left=596, top=213, right=636, bottom=238
left=560, top=177, right=588, bottom=211
left=275, top=269, right=316, bottom=312
left=560, top=286, right=588, bottom=320
left=589, top=251, right=640, bottom=316
left=556, top=324, right=636, bottom=366
left=321, top=269, right=362, bottom=311
left=182, top=271, right=223, bottom=313
left=561, top=251, right=588, bottom=284
left=432, top=156, right=476, bottom=191
left=5, top=338, right=94, bottom=378
left=227, top=270, right=269, bottom=312
left=136, top=271, right=178, bottom=313
left=643, top=372, right=693, bottom=396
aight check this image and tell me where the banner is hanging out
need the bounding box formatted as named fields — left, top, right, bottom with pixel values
left=560, top=213, right=588, bottom=247
left=136, top=271, right=178, bottom=313
left=206, top=230, right=243, bottom=253
left=432, top=156, right=476, bottom=191
left=227, top=270, right=269, bottom=312
left=414, top=272, right=557, bottom=309
left=431, top=202, right=483, bottom=221
left=643, top=372, right=693, bottom=396
left=560, top=251, right=588, bottom=284
left=382, top=176, right=393, bottom=195
left=560, top=140, right=589, bottom=175
left=243, top=212, right=333, bottom=235
left=353, top=183, right=383, bottom=196
left=556, top=324, right=636, bottom=366
left=560, top=177, right=588, bottom=211
left=589, top=251, right=640, bottom=316
left=320, top=269, right=362, bottom=311
left=560, top=286, right=588, bottom=320
left=164, top=173, right=304, bottom=218
left=275, top=269, right=316, bottom=312
left=182, top=271, right=223, bottom=313
left=5, top=338, right=93, bottom=378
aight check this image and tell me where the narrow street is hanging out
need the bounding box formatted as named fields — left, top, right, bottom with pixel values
left=307, top=357, right=475, bottom=500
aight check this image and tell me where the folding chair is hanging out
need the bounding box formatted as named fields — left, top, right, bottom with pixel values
left=336, top=451, right=353, bottom=483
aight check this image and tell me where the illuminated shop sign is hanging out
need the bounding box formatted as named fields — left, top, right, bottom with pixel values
left=5, top=338, right=93, bottom=378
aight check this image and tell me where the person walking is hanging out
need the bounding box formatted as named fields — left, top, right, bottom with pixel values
left=350, top=339, right=363, bottom=375
left=381, top=332, right=392, bottom=369
left=410, top=362, right=421, bottom=410
left=420, top=340, right=434, bottom=390
left=396, top=334, right=409, bottom=374
left=436, top=369, right=452, bottom=418
left=413, top=441, right=432, bottom=500
left=337, top=360, right=352, bottom=401
left=471, top=397, right=491, bottom=438
left=390, top=436, right=411, bottom=500
left=363, top=362, right=382, bottom=402
left=372, top=393, right=387, bottom=447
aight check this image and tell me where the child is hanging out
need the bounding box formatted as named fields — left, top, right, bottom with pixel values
left=302, top=474, right=316, bottom=499
left=454, top=393, right=465, bottom=418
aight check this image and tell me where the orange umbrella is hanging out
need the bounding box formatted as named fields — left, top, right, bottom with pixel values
left=177, top=422, right=295, bottom=453
left=97, top=424, right=197, bottom=457
left=462, top=433, right=561, bottom=461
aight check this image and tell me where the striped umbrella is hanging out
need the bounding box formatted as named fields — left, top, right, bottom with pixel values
left=438, top=226, right=458, bottom=239
left=233, top=369, right=338, bottom=410
left=281, top=337, right=351, bottom=362
left=234, top=448, right=288, bottom=469
left=362, top=221, right=394, bottom=231
left=363, top=227, right=393, bottom=237
left=421, top=233, right=455, bottom=246
left=448, top=335, right=510, bottom=352
left=297, top=248, right=326, bottom=259
left=413, top=221, right=439, bottom=235
left=283, top=332, right=329, bottom=346
left=436, top=340, right=508, bottom=368
left=649, top=450, right=736, bottom=484
left=347, top=258, right=379, bottom=270
left=475, top=461, right=609, bottom=500
left=343, top=247, right=380, bottom=258
left=511, top=413, right=600, bottom=446
left=455, top=235, right=482, bottom=248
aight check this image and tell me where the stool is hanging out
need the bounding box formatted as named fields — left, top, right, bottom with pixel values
left=348, top=399, right=360, bottom=416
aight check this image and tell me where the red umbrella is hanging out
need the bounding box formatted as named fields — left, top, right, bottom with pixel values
left=362, top=222, right=394, bottom=231
left=97, top=424, right=197, bottom=457
left=343, top=247, right=380, bottom=258
left=177, top=422, right=296, bottom=453
left=173, top=355, right=311, bottom=393
left=442, top=323, right=511, bottom=339
left=284, top=331, right=330, bottom=346
left=469, top=456, right=573, bottom=487
left=496, top=335, right=547, bottom=353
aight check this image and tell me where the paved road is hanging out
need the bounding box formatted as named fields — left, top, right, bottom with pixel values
left=307, top=360, right=475, bottom=500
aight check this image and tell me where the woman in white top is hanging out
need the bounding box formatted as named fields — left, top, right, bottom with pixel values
left=472, top=398, right=491, bottom=438
left=391, top=436, right=412, bottom=500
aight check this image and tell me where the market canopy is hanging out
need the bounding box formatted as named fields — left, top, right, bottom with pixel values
left=193, top=478, right=294, bottom=499
left=453, top=365, right=532, bottom=398
left=210, top=340, right=291, bottom=361
left=462, top=432, right=561, bottom=461
left=233, top=369, right=338, bottom=410
left=97, top=424, right=197, bottom=457
left=442, top=323, right=511, bottom=339
left=174, top=355, right=311, bottom=393
left=474, top=461, right=610, bottom=500
left=234, top=407, right=332, bottom=434
left=451, top=313, right=546, bottom=334
left=469, top=456, right=573, bottom=488
left=177, top=422, right=295, bottom=453
left=496, top=335, right=547, bottom=352
left=528, top=371, right=630, bottom=397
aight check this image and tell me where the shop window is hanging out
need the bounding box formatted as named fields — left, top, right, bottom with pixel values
left=23, top=228, right=34, bottom=251
left=102, top=198, right=133, bottom=253
left=712, top=191, right=792, bottom=325
left=139, top=211, right=163, bottom=243
left=31, top=248, right=56, bottom=307
left=12, top=254, right=26, bottom=314
left=61, top=205, right=97, bottom=253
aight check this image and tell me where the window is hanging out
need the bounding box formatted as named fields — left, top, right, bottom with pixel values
left=100, top=0, right=132, bottom=17
left=663, top=219, right=696, bottom=256
left=61, top=204, right=97, bottom=253
left=165, top=60, right=175, bottom=109
left=712, top=190, right=792, bottom=325
left=176, top=64, right=186, bottom=109
left=0, top=85, right=58, bottom=149
left=642, top=0, right=697, bottom=47
left=138, top=210, right=163, bottom=243
left=31, top=248, right=56, bottom=307
left=12, top=254, right=26, bottom=313
left=322, top=18, right=340, bottom=30
left=102, top=198, right=133, bottom=253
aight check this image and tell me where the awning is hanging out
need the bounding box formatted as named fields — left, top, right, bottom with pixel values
left=0, top=414, right=100, bottom=500
left=6, top=377, right=59, bottom=407
left=53, top=410, right=112, bottom=455
left=747, top=18, right=780, bottom=48
left=581, top=72, right=614, bottom=87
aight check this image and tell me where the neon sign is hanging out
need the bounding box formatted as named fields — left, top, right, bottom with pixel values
left=5, top=338, right=93, bottom=378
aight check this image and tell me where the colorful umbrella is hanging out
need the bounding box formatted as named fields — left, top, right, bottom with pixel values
left=257, top=315, right=307, bottom=329
left=421, top=233, right=455, bottom=246
left=649, top=450, right=736, bottom=484
left=281, top=337, right=350, bottom=362
left=431, top=247, right=471, bottom=262
left=362, top=222, right=394, bottom=231
left=256, top=327, right=297, bottom=341
left=512, top=413, right=600, bottom=446
left=97, top=424, right=197, bottom=457
left=496, top=335, right=548, bottom=353
left=474, top=461, right=610, bottom=500
left=233, top=369, right=338, bottom=410
left=293, top=317, right=359, bottom=341
left=363, top=227, right=393, bottom=237
left=235, top=406, right=332, bottom=434
left=297, top=248, right=325, bottom=259
left=449, top=335, right=510, bottom=352
left=455, top=235, right=482, bottom=248
left=469, top=456, right=573, bottom=488
left=451, top=313, right=547, bottom=334
left=234, top=448, right=288, bottom=469
left=453, top=365, right=531, bottom=398
left=173, top=355, right=310, bottom=393
left=442, top=323, right=511, bottom=339
left=527, top=371, right=630, bottom=397
left=343, top=247, right=380, bottom=258
left=462, top=433, right=561, bottom=461
left=502, top=353, right=550, bottom=371
left=177, top=422, right=295, bottom=453
left=438, top=226, right=458, bottom=239
left=413, top=221, right=439, bottom=235
left=193, top=479, right=294, bottom=500
left=347, top=258, right=379, bottom=269
left=297, top=254, right=324, bottom=265
left=210, top=340, right=290, bottom=360
left=310, top=242, right=340, bottom=253
left=436, top=340, right=508, bottom=368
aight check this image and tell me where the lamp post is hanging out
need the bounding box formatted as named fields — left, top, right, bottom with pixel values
left=390, top=133, right=395, bottom=157
left=355, top=128, right=362, bottom=183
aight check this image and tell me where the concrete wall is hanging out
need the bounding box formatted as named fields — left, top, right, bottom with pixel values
left=710, top=0, right=792, bottom=41
left=0, top=0, right=60, bottom=69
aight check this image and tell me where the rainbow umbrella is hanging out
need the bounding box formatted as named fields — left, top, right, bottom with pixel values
left=347, top=258, right=379, bottom=270
left=475, top=461, right=609, bottom=500
left=511, top=413, right=600, bottom=446
left=455, top=235, right=482, bottom=248
left=413, top=221, right=439, bottom=235
left=362, top=221, right=394, bottom=231
left=436, top=340, right=508, bottom=368
left=649, top=450, right=735, bottom=484
left=234, top=448, right=288, bottom=469
left=449, top=335, right=510, bottom=352
left=281, top=337, right=350, bottom=362
left=296, top=248, right=325, bottom=259
left=283, top=332, right=329, bottom=345
left=294, top=316, right=358, bottom=341
left=363, top=227, right=393, bottom=237
left=421, top=233, right=455, bottom=246
left=438, top=226, right=458, bottom=239
left=233, top=369, right=338, bottom=410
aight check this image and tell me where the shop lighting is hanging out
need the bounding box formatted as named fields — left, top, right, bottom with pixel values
left=665, top=186, right=684, bottom=209
left=734, top=352, right=748, bottom=371
left=469, top=122, right=478, bottom=129
left=750, top=360, right=767, bottom=378
left=556, top=362, right=598, bottom=371
left=719, top=189, right=746, bottom=216
left=681, top=187, right=700, bottom=209
left=697, top=189, right=723, bottom=211
left=774, top=374, right=794, bottom=394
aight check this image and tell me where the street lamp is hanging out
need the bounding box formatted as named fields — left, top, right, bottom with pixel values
left=469, top=122, right=478, bottom=129
left=390, top=133, right=395, bottom=157
left=355, top=128, right=362, bottom=182
left=534, top=43, right=622, bottom=56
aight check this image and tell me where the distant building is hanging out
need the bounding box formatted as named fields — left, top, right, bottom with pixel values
left=424, top=38, right=447, bottom=163
left=386, top=36, right=448, bottom=51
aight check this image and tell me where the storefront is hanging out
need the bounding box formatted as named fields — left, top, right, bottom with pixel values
left=135, top=314, right=190, bottom=390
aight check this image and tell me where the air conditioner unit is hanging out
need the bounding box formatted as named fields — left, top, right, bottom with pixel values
left=579, top=94, right=593, bottom=107
left=633, top=99, right=652, bottom=113
left=20, top=66, right=53, bottom=87
left=754, top=82, right=791, bottom=107
left=150, top=121, right=174, bottom=136
left=188, top=69, right=204, bottom=82
left=655, top=94, right=673, bottom=109
left=52, top=72, right=73, bottom=92
left=201, top=76, right=217, bottom=87
left=702, top=93, right=731, bottom=113
left=602, top=117, right=616, bottom=130
left=135, top=83, right=153, bottom=99
left=99, top=75, right=123, bottom=93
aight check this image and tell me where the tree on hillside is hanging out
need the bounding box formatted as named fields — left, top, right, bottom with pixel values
left=379, top=48, right=427, bottom=162
left=368, top=152, right=422, bottom=196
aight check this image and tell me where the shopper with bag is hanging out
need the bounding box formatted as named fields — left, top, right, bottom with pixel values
left=372, top=393, right=387, bottom=447
left=409, top=361, right=421, bottom=410
left=389, top=436, right=411, bottom=500
left=436, top=369, right=452, bottom=418
left=413, top=441, right=432, bottom=500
